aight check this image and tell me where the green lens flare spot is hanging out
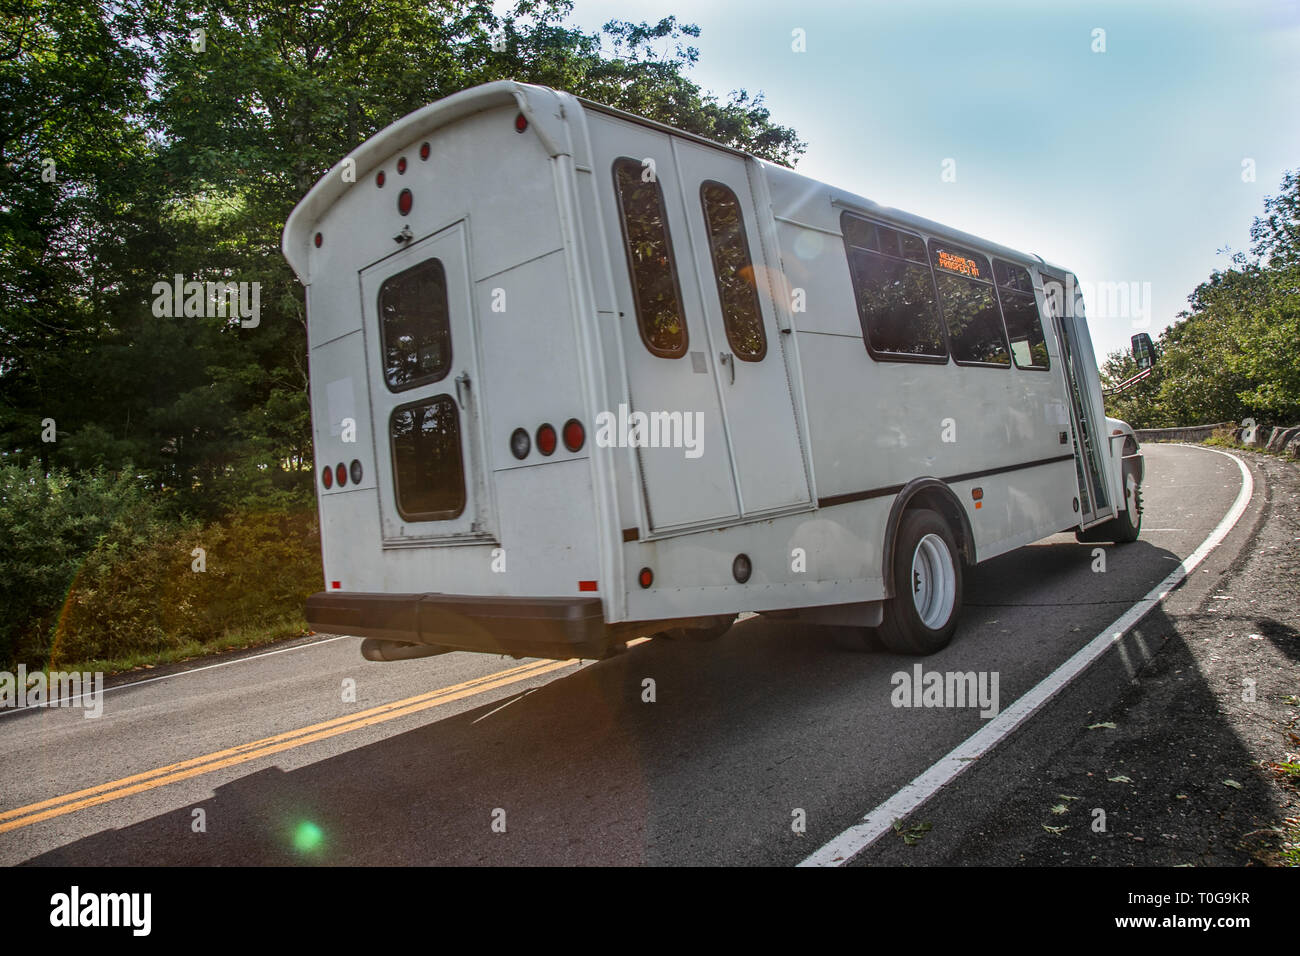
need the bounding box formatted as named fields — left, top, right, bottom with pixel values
left=292, top=821, right=325, bottom=853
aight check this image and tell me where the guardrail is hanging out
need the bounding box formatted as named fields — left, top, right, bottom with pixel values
left=1132, top=421, right=1300, bottom=458
left=1133, top=422, right=1233, bottom=443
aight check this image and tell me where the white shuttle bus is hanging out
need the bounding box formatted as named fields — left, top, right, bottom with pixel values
left=281, top=81, right=1146, bottom=662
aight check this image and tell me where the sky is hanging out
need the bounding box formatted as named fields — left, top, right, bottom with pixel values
left=547, top=0, right=1300, bottom=364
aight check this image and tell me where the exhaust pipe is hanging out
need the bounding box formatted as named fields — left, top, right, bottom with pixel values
left=360, top=638, right=454, bottom=662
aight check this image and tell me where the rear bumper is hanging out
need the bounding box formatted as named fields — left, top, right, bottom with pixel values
left=305, top=591, right=608, bottom=660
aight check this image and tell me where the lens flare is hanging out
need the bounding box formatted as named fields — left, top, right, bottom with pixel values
left=292, top=820, right=325, bottom=853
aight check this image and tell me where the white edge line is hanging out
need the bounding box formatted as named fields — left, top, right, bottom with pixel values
left=0, top=634, right=353, bottom=716
left=799, top=446, right=1254, bottom=867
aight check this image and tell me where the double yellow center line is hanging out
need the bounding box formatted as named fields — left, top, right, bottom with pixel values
left=1, top=655, right=580, bottom=834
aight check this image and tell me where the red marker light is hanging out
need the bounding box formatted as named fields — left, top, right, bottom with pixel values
left=419, top=142, right=430, bottom=160
left=397, top=156, right=407, bottom=174
left=579, top=580, right=598, bottom=592
left=562, top=418, right=585, bottom=453
left=398, top=188, right=413, bottom=216
left=536, top=423, right=557, bottom=456
left=314, top=232, right=322, bottom=248
left=375, top=170, right=386, bottom=187
left=515, top=113, right=528, bottom=133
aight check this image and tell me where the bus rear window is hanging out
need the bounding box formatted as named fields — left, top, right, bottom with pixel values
left=378, top=258, right=451, bottom=391
left=613, top=158, right=689, bottom=358
left=389, top=395, right=466, bottom=521
left=841, top=211, right=947, bottom=361
left=930, top=241, right=1010, bottom=367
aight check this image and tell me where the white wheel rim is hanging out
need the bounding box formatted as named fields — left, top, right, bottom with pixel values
left=910, top=533, right=956, bottom=630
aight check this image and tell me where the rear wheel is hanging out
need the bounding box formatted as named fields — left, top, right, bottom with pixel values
left=875, top=508, right=963, bottom=655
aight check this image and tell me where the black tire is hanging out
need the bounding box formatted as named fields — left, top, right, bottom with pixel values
left=875, top=508, right=963, bottom=655
left=654, top=615, right=735, bottom=642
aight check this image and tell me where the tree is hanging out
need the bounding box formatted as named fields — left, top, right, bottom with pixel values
left=1104, top=169, right=1300, bottom=428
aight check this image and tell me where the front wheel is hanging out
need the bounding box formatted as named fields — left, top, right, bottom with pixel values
left=875, top=508, right=963, bottom=655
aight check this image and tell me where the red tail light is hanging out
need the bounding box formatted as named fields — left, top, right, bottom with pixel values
left=536, top=423, right=557, bottom=456
left=335, top=463, right=347, bottom=487
left=321, top=465, right=333, bottom=489
left=562, top=418, right=585, bottom=452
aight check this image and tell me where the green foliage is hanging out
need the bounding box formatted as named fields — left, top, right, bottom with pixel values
left=0, top=463, right=172, bottom=667
left=1104, top=171, right=1300, bottom=428
left=49, top=507, right=320, bottom=669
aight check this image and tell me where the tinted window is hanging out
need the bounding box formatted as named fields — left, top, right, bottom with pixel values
left=378, top=258, right=451, bottom=391
left=700, top=181, right=766, bottom=361
left=613, top=158, right=688, bottom=358
left=841, top=211, right=947, bottom=360
left=994, top=259, right=1050, bottom=370
left=994, top=258, right=1035, bottom=295
left=930, top=242, right=1010, bottom=366
left=390, top=395, right=465, bottom=521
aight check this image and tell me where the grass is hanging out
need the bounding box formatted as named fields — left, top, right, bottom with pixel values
left=39, top=613, right=311, bottom=679
left=1203, top=427, right=1298, bottom=459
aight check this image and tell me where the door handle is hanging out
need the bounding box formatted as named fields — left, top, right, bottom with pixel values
left=718, top=351, right=735, bottom=385
left=454, top=371, right=471, bottom=409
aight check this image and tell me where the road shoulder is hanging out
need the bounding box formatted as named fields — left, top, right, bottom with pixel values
left=854, top=448, right=1300, bottom=866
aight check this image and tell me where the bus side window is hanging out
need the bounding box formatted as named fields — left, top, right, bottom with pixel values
left=840, top=211, right=948, bottom=362
left=612, top=158, right=689, bottom=359
left=700, top=181, right=766, bottom=362
left=929, top=241, right=1010, bottom=367
left=994, top=259, right=1050, bottom=370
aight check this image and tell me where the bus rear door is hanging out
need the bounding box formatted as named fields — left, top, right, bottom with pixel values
left=359, top=221, right=489, bottom=543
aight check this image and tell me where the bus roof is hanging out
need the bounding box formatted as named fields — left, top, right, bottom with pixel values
left=282, top=81, right=569, bottom=282
left=283, top=80, right=1069, bottom=283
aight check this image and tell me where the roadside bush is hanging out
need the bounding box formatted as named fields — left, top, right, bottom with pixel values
left=49, top=508, right=321, bottom=669
left=0, top=463, right=170, bottom=668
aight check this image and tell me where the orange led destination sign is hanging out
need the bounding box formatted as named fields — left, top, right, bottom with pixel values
left=937, top=250, right=981, bottom=278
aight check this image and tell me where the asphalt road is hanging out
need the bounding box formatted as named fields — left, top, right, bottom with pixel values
left=0, top=443, right=1255, bottom=866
